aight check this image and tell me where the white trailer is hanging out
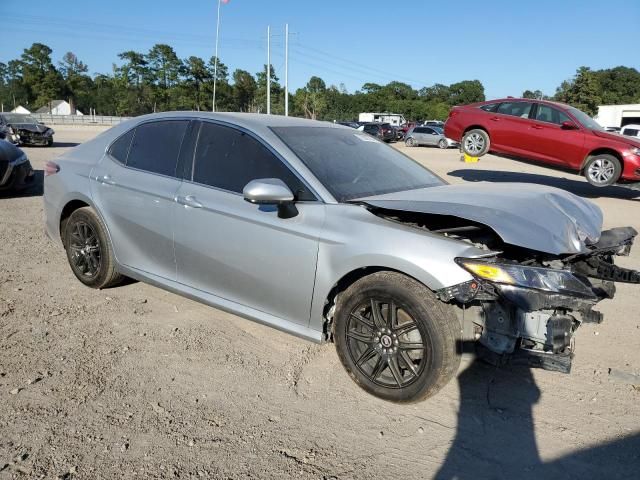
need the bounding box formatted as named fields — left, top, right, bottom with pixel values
left=595, top=104, right=640, bottom=129
left=358, top=112, right=407, bottom=127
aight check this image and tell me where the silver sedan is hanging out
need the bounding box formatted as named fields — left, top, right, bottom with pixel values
left=43, top=112, right=638, bottom=403
left=405, top=125, right=458, bottom=149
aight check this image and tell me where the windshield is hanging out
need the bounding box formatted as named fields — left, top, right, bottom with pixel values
left=1, top=114, right=39, bottom=124
left=271, top=126, right=445, bottom=202
left=568, top=107, right=602, bottom=131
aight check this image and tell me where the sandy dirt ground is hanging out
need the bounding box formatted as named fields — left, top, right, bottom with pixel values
left=1, top=125, right=639, bottom=479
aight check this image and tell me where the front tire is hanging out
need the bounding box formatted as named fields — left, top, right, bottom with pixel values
left=333, top=272, right=461, bottom=403
left=64, top=207, right=123, bottom=289
left=584, top=154, right=621, bottom=187
left=462, top=129, right=490, bottom=156
left=405, top=137, right=417, bottom=147
left=438, top=138, right=448, bottom=149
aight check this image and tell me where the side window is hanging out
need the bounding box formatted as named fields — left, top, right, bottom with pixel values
left=480, top=103, right=500, bottom=113
left=192, top=122, right=315, bottom=200
left=414, top=127, right=426, bottom=133
left=423, top=128, right=436, bottom=134
left=496, top=102, right=533, bottom=118
left=127, top=120, right=188, bottom=176
left=108, top=129, right=135, bottom=164
left=622, top=128, right=639, bottom=137
left=535, top=105, right=571, bottom=125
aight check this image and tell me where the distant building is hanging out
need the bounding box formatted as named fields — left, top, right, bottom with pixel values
left=10, top=105, right=31, bottom=114
left=35, top=100, right=84, bottom=116
left=595, top=104, right=640, bottom=129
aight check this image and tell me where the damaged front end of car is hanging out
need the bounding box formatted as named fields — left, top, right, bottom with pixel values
left=362, top=184, right=640, bottom=374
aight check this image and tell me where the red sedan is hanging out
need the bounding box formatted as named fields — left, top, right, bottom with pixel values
left=444, top=98, right=640, bottom=187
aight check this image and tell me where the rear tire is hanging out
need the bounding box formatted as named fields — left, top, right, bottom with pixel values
left=462, top=129, right=490, bottom=156
left=584, top=154, right=621, bottom=187
left=333, top=272, right=461, bottom=403
left=64, top=207, right=123, bottom=289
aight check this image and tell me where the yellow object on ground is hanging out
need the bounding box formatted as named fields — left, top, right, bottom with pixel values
left=463, top=153, right=479, bottom=163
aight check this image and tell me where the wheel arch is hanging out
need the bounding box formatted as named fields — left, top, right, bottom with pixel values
left=58, top=195, right=113, bottom=253
left=462, top=124, right=489, bottom=136
left=320, top=266, right=436, bottom=342
left=580, top=148, right=624, bottom=173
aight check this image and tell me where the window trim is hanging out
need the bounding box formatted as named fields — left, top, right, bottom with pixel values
left=185, top=118, right=322, bottom=203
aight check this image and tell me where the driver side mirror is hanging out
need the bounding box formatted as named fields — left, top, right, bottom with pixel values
left=561, top=121, right=579, bottom=130
left=243, top=178, right=298, bottom=219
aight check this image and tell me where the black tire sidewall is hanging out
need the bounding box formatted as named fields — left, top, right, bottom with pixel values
left=64, top=208, right=112, bottom=288
left=334, top=274, right=455, bottom=403
left=439, top=139, right=448, bottom=149
left=584, top=154, right=622, bottom=187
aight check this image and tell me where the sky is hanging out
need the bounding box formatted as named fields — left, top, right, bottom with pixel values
left=2, top=0, right=639, bottom=99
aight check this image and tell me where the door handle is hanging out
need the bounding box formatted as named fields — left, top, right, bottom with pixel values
left=97, top=174, right=116, bottom=185
left=531, top=125, right=544, bottom=130
left=175, top=194, right=203, bottom=209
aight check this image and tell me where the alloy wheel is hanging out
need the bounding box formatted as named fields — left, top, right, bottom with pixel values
left=69, top=221, right=101, bottom=278
left=464, top=133, right=485, bottom=155
left=587, top=158, right=617, bottom=185
left=345, top=298, right=427, bottom=389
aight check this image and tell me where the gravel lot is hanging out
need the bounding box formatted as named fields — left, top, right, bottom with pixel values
left=1, top=126, right=639, bottom=479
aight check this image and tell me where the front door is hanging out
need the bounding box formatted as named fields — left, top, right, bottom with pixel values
left=90, top=120, right=189, bottom=280
left=173, top=121, right=325, bottom=326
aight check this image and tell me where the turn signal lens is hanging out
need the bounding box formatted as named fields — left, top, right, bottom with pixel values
left=459, top=262, right=514, bottom=284
left=44, top=161, right=60, bottom=176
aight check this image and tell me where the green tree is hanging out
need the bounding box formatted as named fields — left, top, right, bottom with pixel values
left=255, top=64, right=283, bottom=114
left=522, top=89, right=543, bottom=99
left=294, top=76, right=328, bottom=119
left=447, top=80, right=485, bottom=105
left=19, top=43, right=65, bottom=109
left=554, top=67, right=601, bottom=116
left=232, top=69, right=257, bottom=112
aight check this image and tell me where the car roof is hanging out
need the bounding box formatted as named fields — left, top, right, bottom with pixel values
left=621, top=124, right=640, bottom=129
left=478, top=98, right=572, bottom=111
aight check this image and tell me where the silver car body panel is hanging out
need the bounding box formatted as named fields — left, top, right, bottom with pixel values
left=42, top=112, right=605, bottom=343
left=359, top=183, right=603, bottom=255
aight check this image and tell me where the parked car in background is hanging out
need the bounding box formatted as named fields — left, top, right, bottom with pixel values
left=0, top=113, right=55, bottom=146
left=405, top=126, right=457, bottom=149
left=392, top=126, right=404, bottom=141
left=424, top=120, right=445, bottom=128
left=44, top=112, right=640, bottom=403
left=336, top=121, right=360, bottom=129
left=358, top=122, right=395, bottom=142
left=620, top=124, right=640, bottom=139
left=0, top=139, right=35, bottom=193
left=445, top=98, right=640, bottom=187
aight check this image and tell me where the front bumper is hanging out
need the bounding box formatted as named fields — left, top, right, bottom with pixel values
left=16, top=129, right=54, bottom=146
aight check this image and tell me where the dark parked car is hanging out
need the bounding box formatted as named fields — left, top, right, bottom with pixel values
left=0, top=140, right=35, bottom=192
left=444, top=98, right=640, bottom=187
left=358, top=122, right=395, bottom=142
left=0, top=113, right=55, bottom=146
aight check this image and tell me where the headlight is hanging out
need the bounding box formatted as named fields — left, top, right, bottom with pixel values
left=455, top=258, right=594, bottom=298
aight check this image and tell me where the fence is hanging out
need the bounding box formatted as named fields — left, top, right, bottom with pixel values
left=32, top=114, right=131, bottom=126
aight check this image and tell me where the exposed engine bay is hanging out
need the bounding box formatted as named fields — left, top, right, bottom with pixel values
left=368, top=206, right=639, bottom=373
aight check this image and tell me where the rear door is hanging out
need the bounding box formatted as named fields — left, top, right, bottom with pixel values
left=490, top=101, right=535, bottom=153
left=173, top=121, right=325, bottom=326
left=90, top=120, right=190, bottom=280
left=421, top=127, right=440, bottom=146
left=524, top=104, right=586, bottom=167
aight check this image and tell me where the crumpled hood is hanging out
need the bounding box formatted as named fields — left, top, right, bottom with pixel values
left=359, top=183, right=603, bottom=255
left=11, top=123, right=50, bottom=134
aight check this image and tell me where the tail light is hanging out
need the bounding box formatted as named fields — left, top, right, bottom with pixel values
left=45, top=161, right=60, bottom=176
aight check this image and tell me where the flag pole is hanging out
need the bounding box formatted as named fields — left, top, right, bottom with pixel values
left=212, top=0, right=222, bottom=112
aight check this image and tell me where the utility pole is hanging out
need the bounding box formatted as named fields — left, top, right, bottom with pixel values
left=284, top=23, right=289, bottom=116
left=212, top=0, right=222, bottom=112
left=266, top=25, right=271, bottom=115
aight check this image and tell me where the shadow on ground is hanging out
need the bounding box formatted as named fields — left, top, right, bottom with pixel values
left=448, top=169, right=640, bottom=200
left=0, top=169, right=43, bottom=198
left=435, top=361, right=640, bottom=480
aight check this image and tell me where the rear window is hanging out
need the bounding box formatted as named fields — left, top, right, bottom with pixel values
left=127, top=121, right=188, bottom=177
left=479, top=103, right=500, bottom=112
left=497, top=102, right=533, bottom=118
left=108, top=129, right=134, bottom=164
